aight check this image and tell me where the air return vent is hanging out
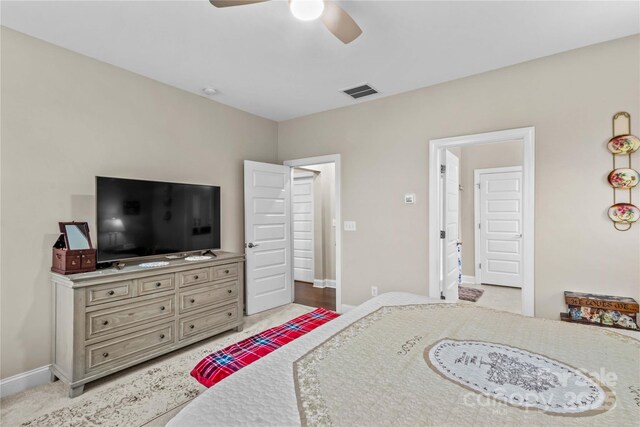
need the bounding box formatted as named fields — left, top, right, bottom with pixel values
left=342, top=84, right=378, bottom=99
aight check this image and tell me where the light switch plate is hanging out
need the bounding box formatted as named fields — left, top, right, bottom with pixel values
left=344, top=221, right=357, bottom=231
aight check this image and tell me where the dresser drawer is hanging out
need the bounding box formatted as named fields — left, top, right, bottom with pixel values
left=85, top=281, right=134, bottom=306
left=138, top=274, right=175, bottom=296
left=86, top=295, right=175, bottom=339
left=177, top=268, right=210, bottom=288
left=179, top=282, right=238, bottom=314
left=86, top=322, right=174, bottom=373
left=180, top=303, right=238, bottom=340
left=212, top=263, right=238, bottom=281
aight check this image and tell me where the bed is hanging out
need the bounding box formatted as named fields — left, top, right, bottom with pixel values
left=168, top=292, right=640, bottom=427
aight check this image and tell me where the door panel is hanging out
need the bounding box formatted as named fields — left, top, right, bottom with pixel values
left=479, top=170, right=523, bottom=287
left=244, top=161, right=292, bottom=315
left=442, top=150, right=459, bottom=301
left=292, top=176, right=314, bottom=283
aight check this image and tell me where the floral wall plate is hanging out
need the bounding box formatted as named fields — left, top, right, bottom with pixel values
left=607, top=134, right=640, bottom=154
left=608, top=168, right=640, bottom=188
left=607, top=203, right=640, bottom=223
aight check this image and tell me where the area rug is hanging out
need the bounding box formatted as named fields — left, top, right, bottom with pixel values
left=192, top=307, right=339, bottom=387
left=294, top=304, right=640, bottom=426
left=0, top=304, right=315, bottom=427
left=459, top=286, right=484, bottom=302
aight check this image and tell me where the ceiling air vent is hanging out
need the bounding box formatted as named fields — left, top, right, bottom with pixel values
left=342, top=84, right=378, bottom=100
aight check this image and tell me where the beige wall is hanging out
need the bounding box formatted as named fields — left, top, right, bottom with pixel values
left=457, top=141, right=523, bottom=276
left=0, top=28, right=278, bottom=378
left=278, top=35, right=640, bottom=319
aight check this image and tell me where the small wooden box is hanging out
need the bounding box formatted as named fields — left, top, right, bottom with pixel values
left=51, top=222, right=97, bottom=275
left=52, top=247, right=97, bottom=274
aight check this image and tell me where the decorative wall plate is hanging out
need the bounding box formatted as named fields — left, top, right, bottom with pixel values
left=607, top=168, right=640, bottom=188
left=607, top=134, right=640, bottom=154
left=607, top=203, right=640, bottom=223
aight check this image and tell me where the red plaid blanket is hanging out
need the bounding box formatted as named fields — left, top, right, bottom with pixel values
left=191, top=307, right=339, bottom=388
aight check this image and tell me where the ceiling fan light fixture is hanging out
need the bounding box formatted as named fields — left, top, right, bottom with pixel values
left=289, top=0, right=324, bottom=21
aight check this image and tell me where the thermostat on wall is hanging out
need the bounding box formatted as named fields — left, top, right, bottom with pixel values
left=404, top=193, right=416, bottom=204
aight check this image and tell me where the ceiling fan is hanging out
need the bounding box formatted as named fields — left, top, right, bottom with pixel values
left=209, top=0, right=363, bottom=44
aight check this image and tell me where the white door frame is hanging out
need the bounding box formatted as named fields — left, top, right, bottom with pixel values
left=284, top=154, right=342, bottom=313
left=474, top=166, right=523, bottom=286
left=428, top=127, right=535, bottom=316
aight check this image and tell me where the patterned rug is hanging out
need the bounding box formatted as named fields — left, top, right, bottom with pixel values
left=459, top=286, right=484, bottom=302
left=0, top=304, right=315, bottom=427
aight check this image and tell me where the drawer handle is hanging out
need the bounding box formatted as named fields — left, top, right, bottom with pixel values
left=189, top=324, right=195, bottom=329
left=224, top=269, right=230, bottom=274
left=86, top=260, right=92, bottom=264
left=71, top=261, right=77, bottom=265
left=102, top=320, right=109, bottom=326
left=102, top=352, right=109, bottom=358
left=194, top=275, right=199, bottom=280
left=160, top=334, right=165, bottom=339
left=155, top=282, right=162, bottom=287
left=160, top=306, right=165, bottom=311
left=107, top=290, right=115, bottom=296
left=227, top=312, right=232, bottom=317
left=227, top=289, right=232, bottom=294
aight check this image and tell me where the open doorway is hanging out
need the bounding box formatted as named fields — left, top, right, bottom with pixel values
left=291, top=164, right=336, bottom=311
left=429, top=128, right=535, bottom=316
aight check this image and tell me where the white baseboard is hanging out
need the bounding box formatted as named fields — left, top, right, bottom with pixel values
left=313, top=279, right=336, bottom=289
left=339, top=304, right=355, bottom=313
left=461, top=275, right=477, bottom=284
left=0, top=365, right=51, bottom=398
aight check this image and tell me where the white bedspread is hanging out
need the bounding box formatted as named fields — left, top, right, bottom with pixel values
left=168, top=292, right=443, bottom=427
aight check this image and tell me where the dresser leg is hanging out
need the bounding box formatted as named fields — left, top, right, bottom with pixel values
left=235, top=324, right=244, bottom=332
left=69, top=384, right=84, bottom=398
left=50, top=371, right=58, bottom=382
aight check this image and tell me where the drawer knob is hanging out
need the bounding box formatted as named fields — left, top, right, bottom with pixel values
left=107, top=290, right=115, bottom=296
left=194, top=275, right=199, bottom=280
left=155, top=282, right=162, bottom=287
left=86, top=260, right=92, bottom=264
left=224, top=269, right=230, bottom=274
left=190, top=298, right=195, bottom=303
left=227, top=289, right=232, bottom=294
left=102, top=352, right=109, bottom=358
left=160, top=306, right=165, bottom=311
left=189, top=324, right=195, bottom=329
left=102, top=320, right=109, bottom=326
left=160, top=334, right=165, bottom=339
left=72, top=261, right=77, bottom=265
left=227, top=312, right=232, bottom=317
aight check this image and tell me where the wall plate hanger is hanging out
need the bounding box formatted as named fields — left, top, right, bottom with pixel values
left=607, top=112, right=639, bottom=231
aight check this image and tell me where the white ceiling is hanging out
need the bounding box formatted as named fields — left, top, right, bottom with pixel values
left=2, top=1, right=639, bottom=121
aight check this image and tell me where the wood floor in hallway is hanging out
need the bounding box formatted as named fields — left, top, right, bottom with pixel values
left=294, top=280, right=336, bottom=311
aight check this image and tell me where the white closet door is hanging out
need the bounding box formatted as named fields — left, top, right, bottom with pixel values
left=292, top=176, right=314, bottom=283
left=244, top=161, right=292, bottom=315
left=479, top=170, right=523, bottom=287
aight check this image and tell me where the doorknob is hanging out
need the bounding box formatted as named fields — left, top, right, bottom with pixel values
left=247, top=242, right=260, bottom=248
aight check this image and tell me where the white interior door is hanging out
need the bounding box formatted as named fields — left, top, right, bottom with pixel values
left=244, top=160, right=292, bottom=315
left=478, top=169, right=523, bottom=287
left=442, top=150, right=459, bottom=301
left=292, top=175, right=314, bottom=283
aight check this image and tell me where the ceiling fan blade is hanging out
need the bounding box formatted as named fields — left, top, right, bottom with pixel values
left=321, top=1, right=362, bottom=44
left=209, top=0, right=269, bottom=8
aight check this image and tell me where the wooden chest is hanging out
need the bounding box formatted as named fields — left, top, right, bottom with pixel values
left=52, top=248, right=97, bottom=274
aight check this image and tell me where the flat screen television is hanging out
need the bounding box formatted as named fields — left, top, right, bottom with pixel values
left=96, top=176, right=221, bottom=262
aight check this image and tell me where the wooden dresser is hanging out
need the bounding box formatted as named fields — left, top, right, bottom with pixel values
left=50, top=252, right=244, bottom=397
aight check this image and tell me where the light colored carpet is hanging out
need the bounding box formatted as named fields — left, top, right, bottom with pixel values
left=0, top=303, right=315, bottom=427
left=462, top=282, right=522, bottom=314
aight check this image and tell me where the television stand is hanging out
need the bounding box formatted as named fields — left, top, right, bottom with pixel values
left=201, top=249, right=217, bottom=257
left=50, top=251, right=244, bottom=397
